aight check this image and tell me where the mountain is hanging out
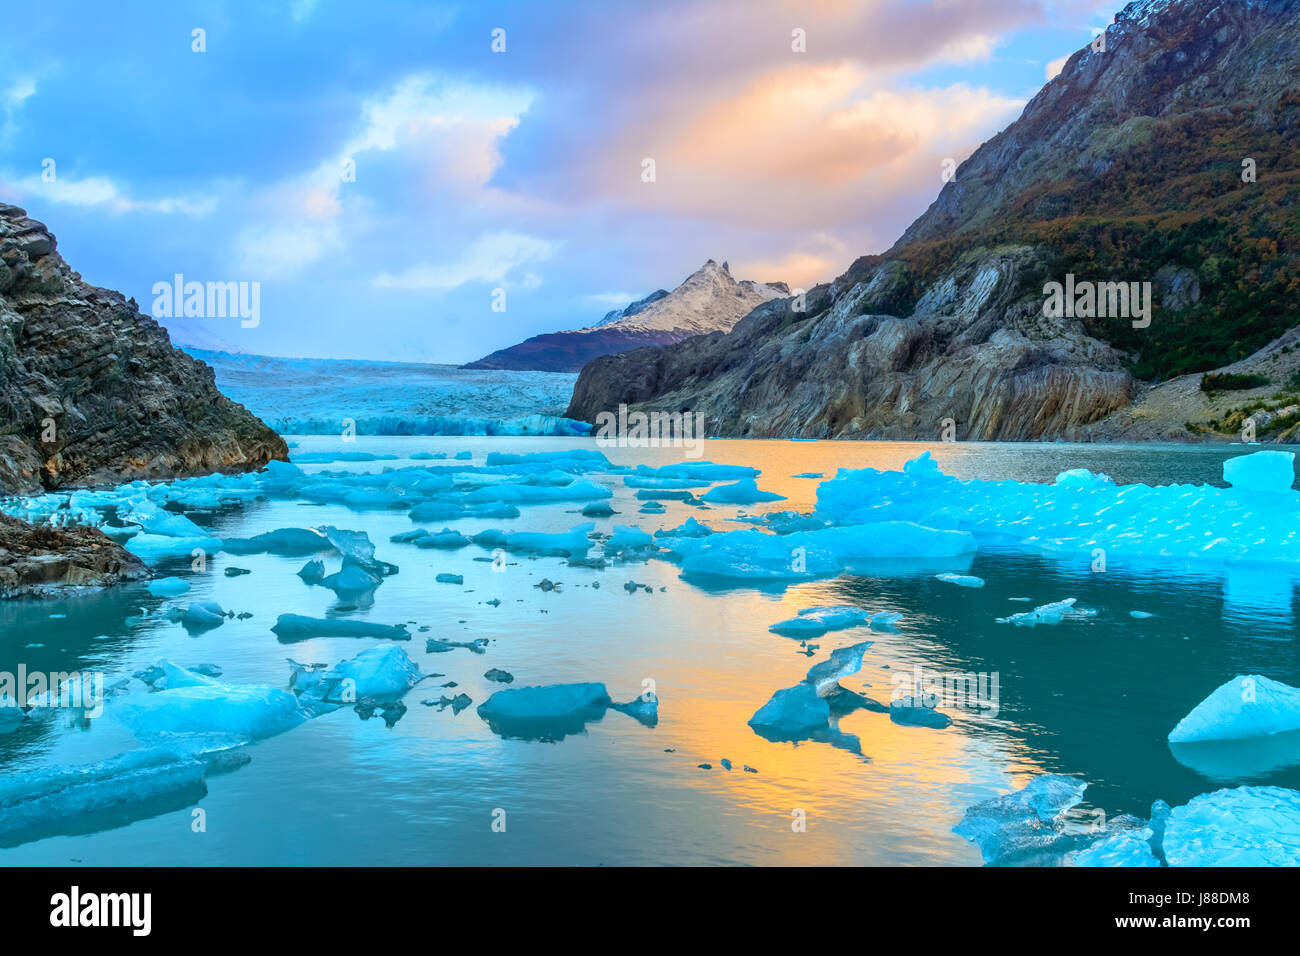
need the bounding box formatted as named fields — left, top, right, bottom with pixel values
left=0, top=202, right=287, bottom=495
left=568, top=0, right=1300, bottom=442
left=465, top=260, right=788, bottom=372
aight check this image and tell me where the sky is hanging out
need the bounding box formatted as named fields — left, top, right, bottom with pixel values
left=0, top=0, right=1126, bottom=363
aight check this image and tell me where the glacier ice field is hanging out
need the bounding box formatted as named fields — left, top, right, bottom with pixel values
left=2, top=436, right=1300, bottom=865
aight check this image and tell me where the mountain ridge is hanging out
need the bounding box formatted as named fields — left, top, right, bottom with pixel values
left=465, top=259, right=788, bottom=372
left=568, top=0, right=1300, bottom=442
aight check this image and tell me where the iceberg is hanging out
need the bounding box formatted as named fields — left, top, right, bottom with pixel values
left=146, top=576, right=191, bottom=597
left=477, top=682, right=612, bottom=741
left=1168, top=674, right=1300, bottom=743
left=1071, top=828, right=1160, bottom=867
left=997, top=598, right=1077, bottom=627
left=1163, top=786, right=1300, bottom=866
left=701, top=478, right=786, bottom=505
left=604, top=525, right=653, bottom=553
left=936, top=573, right=984, bottom=588
left=126, top=534, right=222, bottom=562
left=1223, top=450, right=1295, bottom=493
left=295, top=646, right=426, bottom=704
left=112, top=681, right=307, bottom=741
left=769, top=605, right=869, bottom=638
left=748, top=641, right=872, bottom=742
left=0, top=748, right=207, bottom=842
left=679, top=522, right=975, bottom=582
left=817, top=450, right=1300, bottom=568
left=953, top=775, right=1090, bottom=865
left=270, top=614, right=411, bottom=642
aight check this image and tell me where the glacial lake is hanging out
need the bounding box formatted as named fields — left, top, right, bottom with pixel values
left=2, top=436, right=1297, bottom=865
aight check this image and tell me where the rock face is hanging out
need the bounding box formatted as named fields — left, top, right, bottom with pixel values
left=569, top=0, right=1300, bottom=441
left=467, top=260, right=788, bottom=372
left=0, top=202, right=287, bottom=494
left=568, top=248, right=1135, bottom=440
left=0, top=513, right=150, bottom=599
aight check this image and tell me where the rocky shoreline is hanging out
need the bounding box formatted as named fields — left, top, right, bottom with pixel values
left=0, top=512, right=150, bottom=599
left=1, top=201, right=287, bottom=597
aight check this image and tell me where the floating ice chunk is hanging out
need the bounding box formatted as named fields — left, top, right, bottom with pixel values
left=804, top=641, right=871, bottom=696
left=318, top=526, right=390, bottom=576
left=122, top=501, right=208, bottom=538
left=270, top=614, right=410, bottom=642
left=769, top=606, right=869, bottom=638
left=889, top=702, right=953, bottom=729
left=0, top=748, right=207, bottom=841
left=581, top=501, right=616, bottom=517
left=408, top=501, right=463, bottom=522
left=903, top=451, right=942, bottom=478
left=997, top=598, right=1077, bottom=627
left=604, top=525, right=653, bottom=553
left=454, top=450, right=472, bottom=460
left=477, top=683, right=613, bottom=741
left=1130, top=610, right=1155, bottom=619
left=299, top=646, right=425, bottom=704
left=625, top=476, right=709, bottom=489
left=1168, top=674, right=1300, bottom=743
left=936, top=573, right=985, bottom=588
left=485, top=449, right=610, bottom=469
left=182, top=601, right=226, bottom=629
left=126, top=534, right=222, bottom=562
left=415, top=528, right=472, bottom=549
left=1055, top=468, right=1114, bottom=489
left=112, top=681, right=307, bottom=741
left=320, top=564, right=380, bottom=593
left=1071, top=828, right=1160, bottom=867
left=654, top=517, right=713, bottom=538
left=146, top=577, right=191, bottom=597
left=680, top=522, right=975, bottom=581
left=221, top=527, right=329, bottom=555
left=609, top=692, right=658, bottom=727
left=635, top=488, right=696, bottom=501
left=503, top=522, right=594, bottom=556
left=298, top=559, right=325, bottom=583
left=645, top=462, right=758, bottom=481
left=425, top=637, right=489, bottom=654
left=1223, top=450, right=1295, bottom=493
left=465, top=478, right=612, bottom=504
left=701, top=478, right=786, bottom=504
left=748, top=683, right=829, bottom=737
left=435, top=572, right=463, bottom=584
left=1163, top=786, right=1300, bottom=866
left=953, top=775, right=1089, bottom=865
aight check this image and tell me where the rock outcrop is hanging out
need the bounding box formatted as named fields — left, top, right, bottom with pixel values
left=467, top=260, right=787, bottom=372
left=568, top=0, right=1300, bottom=441
left=568, top=247, right=1135, bottom=440
left=0, top=513, right=150, bottom=599
left=0, top=202, right=287, bottom=494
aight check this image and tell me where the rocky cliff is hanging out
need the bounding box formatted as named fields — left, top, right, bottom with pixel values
left=568, top=0, right=1300, bottom=441
left=0, top=202, right=287, bottom=494
left=467, top=260, right=787, bottom=372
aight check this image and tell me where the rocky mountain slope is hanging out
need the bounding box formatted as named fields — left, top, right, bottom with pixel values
left=467, top=260, right=787, bottom=372
left=568, top=0, right=1300, bottom=442
left=0, top=202, right=287, bottom=495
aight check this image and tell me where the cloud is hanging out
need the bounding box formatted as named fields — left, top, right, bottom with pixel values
left=0, top=171, right=215, bottom=216
left=1045, top=53, right=1071, bottom=80
left=232, top=74, right=536, bottom=279
left=373, top=232, right=559, bottom=291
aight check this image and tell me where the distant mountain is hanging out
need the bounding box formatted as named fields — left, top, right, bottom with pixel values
left=569, top=0, right=1300, bottom=442
left=464, top=260, right=788, bottom=372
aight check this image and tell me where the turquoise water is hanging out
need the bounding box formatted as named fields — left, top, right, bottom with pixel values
left=1, top=437, right=1297, bottom=865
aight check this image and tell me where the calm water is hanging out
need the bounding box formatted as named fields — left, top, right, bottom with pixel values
left=2, top=437, right=1297, bottom=865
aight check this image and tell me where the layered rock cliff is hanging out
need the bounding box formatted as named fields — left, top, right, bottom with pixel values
left=467, top=260, right=788, bottom=372
left=0, top=203, right=287, bottom=494
left=568, top=0, right=1300, bottom=441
